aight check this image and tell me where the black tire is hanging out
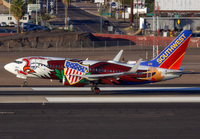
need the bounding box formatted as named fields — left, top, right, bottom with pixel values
left=94, top=88, right=100, bottom=94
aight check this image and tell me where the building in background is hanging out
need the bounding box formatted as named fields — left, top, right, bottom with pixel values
left=140, top=0, right=200, bottom=35
left=0, top=14, right=29, bottom=24
left=123, top=0, right=147, bottom=19
left=155, top=0, right=200, bottom=13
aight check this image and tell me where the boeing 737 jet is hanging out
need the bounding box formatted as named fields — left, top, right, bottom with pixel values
left=4, top=30, right=192, bottom=93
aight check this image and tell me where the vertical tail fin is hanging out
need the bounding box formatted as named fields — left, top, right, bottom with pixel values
left=152, top=30, right=192, bottom=70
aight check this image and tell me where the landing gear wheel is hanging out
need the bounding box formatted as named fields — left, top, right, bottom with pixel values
left=23, top=81, right=28, bottom=86
left=94, top=87, right=100, bottom=94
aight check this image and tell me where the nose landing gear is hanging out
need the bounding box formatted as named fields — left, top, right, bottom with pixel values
left=23, top=80, right=28, bottom=86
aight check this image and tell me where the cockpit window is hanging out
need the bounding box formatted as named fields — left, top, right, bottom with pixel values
left=14, top=61, right=23, bottom=64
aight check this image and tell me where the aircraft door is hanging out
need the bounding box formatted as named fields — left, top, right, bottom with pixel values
left=146, top=68, right=152, bottom=80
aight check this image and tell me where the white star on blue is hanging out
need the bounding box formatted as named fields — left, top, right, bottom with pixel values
left=65, top=61, right=87, bottom=73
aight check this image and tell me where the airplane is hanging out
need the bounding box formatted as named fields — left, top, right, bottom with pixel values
left=4, top=30, right=192, bottom=94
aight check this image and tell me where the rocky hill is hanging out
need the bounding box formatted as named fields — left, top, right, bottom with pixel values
left=0, top=30, right=100, bottom=50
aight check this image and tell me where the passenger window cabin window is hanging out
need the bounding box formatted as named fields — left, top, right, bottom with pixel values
left=23, top=17, right=27, bottom=20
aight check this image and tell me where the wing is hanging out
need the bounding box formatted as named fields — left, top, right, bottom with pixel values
left=72, top=59, right=142, bottom=81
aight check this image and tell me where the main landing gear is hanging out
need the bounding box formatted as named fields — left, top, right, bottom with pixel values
left=91, top=85, right=100, bottom=94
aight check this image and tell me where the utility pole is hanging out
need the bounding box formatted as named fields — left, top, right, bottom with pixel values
left=56, top=0, right=58, bottom=14
left=137, top=0, right=138, bottom=29
left=100, top=3, right=102, bottom=33
left=65, top=5, right=67, bottom=30
left=36, top=0, right=38, bottom=25
left=123, top=0, right=125, bottom=21
left=43, top=0, right=45, bottom=13
left=130, top=0, right=133, bottom=26
left=153, top=1, right=157, bottom=59
left=153, top=1, right=159, bottom=59
left=46, top=0, right=49, bottom=13
left=9, top=0, right=10, bottom=15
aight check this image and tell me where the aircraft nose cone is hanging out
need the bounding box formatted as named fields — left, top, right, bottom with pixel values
left=4, top=63, right=13, bottom=72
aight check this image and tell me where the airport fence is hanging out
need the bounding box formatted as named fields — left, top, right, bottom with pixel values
left=0, top=40, right=198, bottom=53
left=0, top=40, right=172, bottom=52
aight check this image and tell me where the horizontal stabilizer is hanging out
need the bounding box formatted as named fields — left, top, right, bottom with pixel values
left=108, top=50, right=123, bottom=63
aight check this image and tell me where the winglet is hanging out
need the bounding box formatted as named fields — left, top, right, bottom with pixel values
left=108, top=50, right=123, bottom=63
left=127, top=59, right=142, bottom=73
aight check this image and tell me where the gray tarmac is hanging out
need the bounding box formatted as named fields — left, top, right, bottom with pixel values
left=0, top=85, right=199, bottom=138
left=0, top=103, right=200, bottom=139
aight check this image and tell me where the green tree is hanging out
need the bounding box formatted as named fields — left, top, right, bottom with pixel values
left=27, top=0, right=36, bottom=4
left=62, top=0, right=71, bottom=29
left=146, top=0, right=154, bottom=13
left=41, top=13, right=51, bottom=21
left=11, top=0, right=26, bottom=33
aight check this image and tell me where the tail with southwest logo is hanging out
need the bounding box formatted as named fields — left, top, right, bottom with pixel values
left=142, top=30, right=192, bottom=70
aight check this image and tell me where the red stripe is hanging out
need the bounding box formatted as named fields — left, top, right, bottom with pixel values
left=74, top=71, right=79, bottom=83
left=169, top=54, right=184, bottom=70
left=68, top=68, right=73, bottom=75
left=68, top=69, right=74, bottom=80
left=17, top=70, right=28, bottom=75
left=159, top=37, right=190, bottom=69
left=70, top=70, right=76, bottom=83
left=65, top=68, right=71, bottom=75
left=23, top=59, right=30, bottom=66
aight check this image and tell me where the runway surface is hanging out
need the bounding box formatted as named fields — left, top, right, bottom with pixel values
left=1, top=103, right=200, bottom=139
left=0, top=86, right=200, bottom=138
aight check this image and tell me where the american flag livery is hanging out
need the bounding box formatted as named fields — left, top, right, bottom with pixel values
left=64, top=60, right=88, bottom=85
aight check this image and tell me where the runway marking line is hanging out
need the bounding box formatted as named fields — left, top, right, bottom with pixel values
left=45, top=96, right=200, bottom=103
